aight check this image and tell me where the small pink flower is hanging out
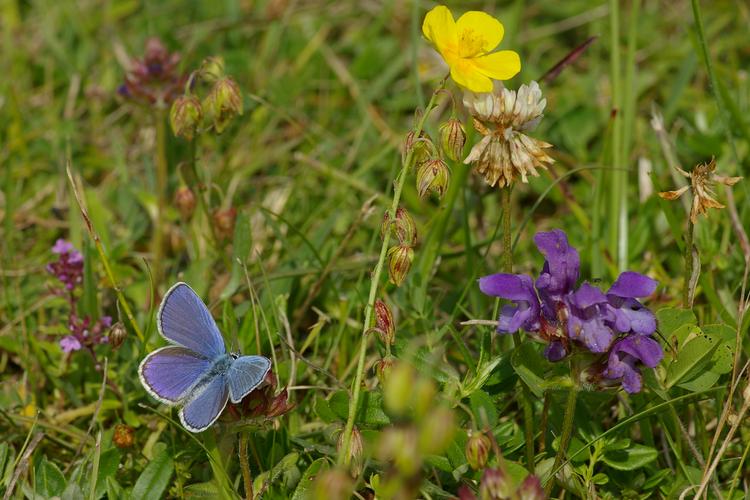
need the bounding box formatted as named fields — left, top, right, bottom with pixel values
left=52, top=239, right=74, bottom=255
left=60, top=336, right=82, bottom=353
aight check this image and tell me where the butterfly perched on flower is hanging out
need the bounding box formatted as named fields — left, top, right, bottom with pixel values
left=139, top=282, right=271, bottom=432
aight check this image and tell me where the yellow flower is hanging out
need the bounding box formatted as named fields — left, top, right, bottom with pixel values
left=422, top=5, right=520, bottom=93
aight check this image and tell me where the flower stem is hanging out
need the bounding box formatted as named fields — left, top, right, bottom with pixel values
left=153, top=109, right=169, bottom=293
left=502, top=186, right=535, bottom=471
left=338, top=83, right=444, bottom=467
left=545, top=385, right=578, bottom=495
left=238, top=431, right=253, bottom=500
left=683, top=218, right=694, bottom=308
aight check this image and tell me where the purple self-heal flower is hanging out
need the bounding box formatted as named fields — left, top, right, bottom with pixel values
left=52, top=239, right=74, bottom=254
left=479, top=273, right=540, bottom=334
left=47, top=240, right=84, bottom=291
left=534, top=230, right=580, bottom=318
left=604, top=335, right=663, bottom=393
left=607, top=271, right=658, bottom=335
left=60, top=335, right=82, bottom=353
left=566, top=283, right=616, bottom=353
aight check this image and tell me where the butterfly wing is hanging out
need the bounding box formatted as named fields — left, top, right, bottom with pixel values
left=227, top=355, right=272, bottom=403
left=158, top=282, right=226, bottom=358
left=138, top=346, right=212, bottom=405
left=179, top=373, right=229, bottom=432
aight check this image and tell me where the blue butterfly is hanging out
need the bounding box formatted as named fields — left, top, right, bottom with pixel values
left=138, top=282, right=271, bottom=432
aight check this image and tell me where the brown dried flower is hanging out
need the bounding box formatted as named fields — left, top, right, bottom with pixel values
left=463, top=81, right=553, bottom=189
left=658, top=158, right=742, bottom=224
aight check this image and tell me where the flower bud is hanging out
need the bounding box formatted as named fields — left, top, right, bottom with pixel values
left=108, top=322, right=128, bottom=350
left=465, top=431, right=491, bottom=470
left=440, top=117, right=466, bottom=162
left=200, top=56, right=225, bottom=83
left=402, top=130, right=432, bottom=168
left=479, top=467, right=513, bottom=500
left=517, top=475, right=545, bottom=500
left=381, top=207, right=418, bottom=247
left=113, top=424, right=135, bottom=449
left=213, top=207, right=237, bottom=240
left=370, top=299, right=395, bottom=345
left=204, top=77, right=243, bottom=133
left=337, top=426, right=364, bottom=477
left=387, top=245, right=414, bottom=287
left=375, top=356, right=395, bottom=386
left=170, top=95, right=202, bottom=140
left=174, top=186, right=197, bottom=219
left=416, top=159, right=450, bottom=199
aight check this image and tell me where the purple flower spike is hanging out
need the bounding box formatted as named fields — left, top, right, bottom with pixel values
left=607, top=271, right=658, bottom=335
left=534, top=230, right=580, bottom=317
left=605, top=335, right=663, bottom=393
left=479, top=274, right=540, bottom=334
left=566, top=283, right=615, bottom=352
left=60, top=336, right=82, bottom=353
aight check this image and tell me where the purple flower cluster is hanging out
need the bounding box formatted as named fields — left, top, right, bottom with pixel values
left=47, top=239, right=112, bottom=355
left=479, top=230, right=662, bottom=393
left=118, top=37, right=186, bottom=106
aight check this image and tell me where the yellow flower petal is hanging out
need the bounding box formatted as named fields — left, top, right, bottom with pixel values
left=474, top=50, right=521, bottom=81
left=455, top=11, right=504, bottom=57
left=450, top=61, right=493, bottom=93
left=422, top=5, right=457, bottom=54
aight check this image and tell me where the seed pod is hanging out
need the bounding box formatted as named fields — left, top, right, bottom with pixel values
left=174, top=186, right=197, bottom=219
left=108, top=322, right=128, bottom=350
left=402, top=130, right=433, bottom=168
left=416, top=158, right=450, bottom=199
left=387, top=245, right=414, bottom=286
left=375, top=356, right=395, bottom=386
left=200, top=56, right=225, bottom=83
left=371, top=299, right=395, bottom=345
left=337, top=426, right=364, bottom=478
left=418, top=406, right=455, bottom=455
left=480, top=467, right=513, bottom=500
left=169, top=95, right=202, bottom=140
left=465, top=431, right=491, bottom=470
left=517, top=475, right=545, bottom=500
left=383, top=362, right=414, bottom=416
left=439, top=117, right=466, bottom=162
left=204, top=77, right=243, bottom=133
left=212, top=207, right=237, bottom=240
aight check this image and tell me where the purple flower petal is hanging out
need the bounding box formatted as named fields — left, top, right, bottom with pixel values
left=544, top=341, right=567, bottom=362
left=608, top=271, right=657, bottom=298
left=534, top=230, right=580, bottom=298
left=613, top=335, right=663, bottom=368
left=479, top=274, right=540, bottom=334
left=567, top=310, right=614, bottom=352
left=569, top=282, right=608, bottom=310
left=610, top=297, right=657, bottom=335
left=52, top=239, right=74, bottom=255
left=604, top=335, right=663, bottom=393
left=60, top=336, right=82, bottom=353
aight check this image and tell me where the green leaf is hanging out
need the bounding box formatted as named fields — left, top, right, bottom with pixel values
left=93, top=448, right=121, bottom=499
left=678, top=370, right=720, bottom=392
left=328, top=390, right=390, bottom=426
left=253, top=452, right=299, bottom=495
left=291, top=458, right=328, bottom=499
left=602, top=444, right=658, bottom=470
left=131, top=448, right=174, bottom=500
left=656, top=307, right=696, bottom=335
left=35, top=456, right=67, bottom=497
left=469, top=390, right=497, bottom=428
left=184, top=481, right=222, bottom=498
left=665, top=334, right=719, bottom=388
left=460, top=353, right=508, bottom=397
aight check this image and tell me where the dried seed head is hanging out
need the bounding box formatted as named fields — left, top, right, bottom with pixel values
left=382, top=207, right=418, bottom=246
left=170, top=95, right=202, bottom=141
left=108, top=322, right=128, bottom=350
left=658, top=158, right=742, bottom=224
left=113, top=424, right=135, bottom=448
left=463, top=81, right=553, bottom=189
left=174, top=186, right=197, bottom=219
left=387, top=245, right=414, bottom=286
left=369, top=299, right=395, bottom=345
left=416, top=158, right=450, bottom=199
left=480, top=467, right=513, bottom=500
left=517, top=475, right=546, bottom=500
left=375, top=356, right=395, bottom=386
left=204, top=77, right=243, bottom=133
left=465, top=431, right=491, bottom=470
left=200, top=56, right=225, bottom=83
left=337, top=426, right=364, bottom=478
left=439, top=117, right=467, bottom=162
left=213, top=207, right=237, bottom=240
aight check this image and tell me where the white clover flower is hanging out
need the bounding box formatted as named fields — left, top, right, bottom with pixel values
left=463, top=81, right=553, bottom=188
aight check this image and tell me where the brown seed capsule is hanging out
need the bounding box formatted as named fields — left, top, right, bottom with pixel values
left=113, top=423, right=135, bottom=448
left=439, top=117, right=466, bottom=162
left=402, top=130, right=433, bottom=168
left=174, top=186, right=197, bottom=219
left=480, top=467, right=513, bottom=500
left=416, top=158, right=450, bottom=199
left=381, top=207, right=417, bottom=247
left=375, top=356, right=395, bottom=386
left=337, top=426, right=364, bottom=478
left=200, top=56, right=225, bottom=83
left=108, top=322, right=128, bottom=350
left=371, top=299, right=395, bottom=345
left=387, top=245, right=414, bottom=287
left=204, top=77, right=243, bottom=134
left=213, top=207, right=237, bottom=240
left=169, top=95, right=202, bottom=140
left=517, top=475, right=545, bottom=500
left=465, top=431, right=491, bottom=470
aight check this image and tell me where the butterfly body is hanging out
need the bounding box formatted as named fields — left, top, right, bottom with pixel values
left=138, top=282, right=271, bottom=432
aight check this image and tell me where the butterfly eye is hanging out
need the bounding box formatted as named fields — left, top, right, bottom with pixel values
left=230, top=352, right=240, bottom=359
